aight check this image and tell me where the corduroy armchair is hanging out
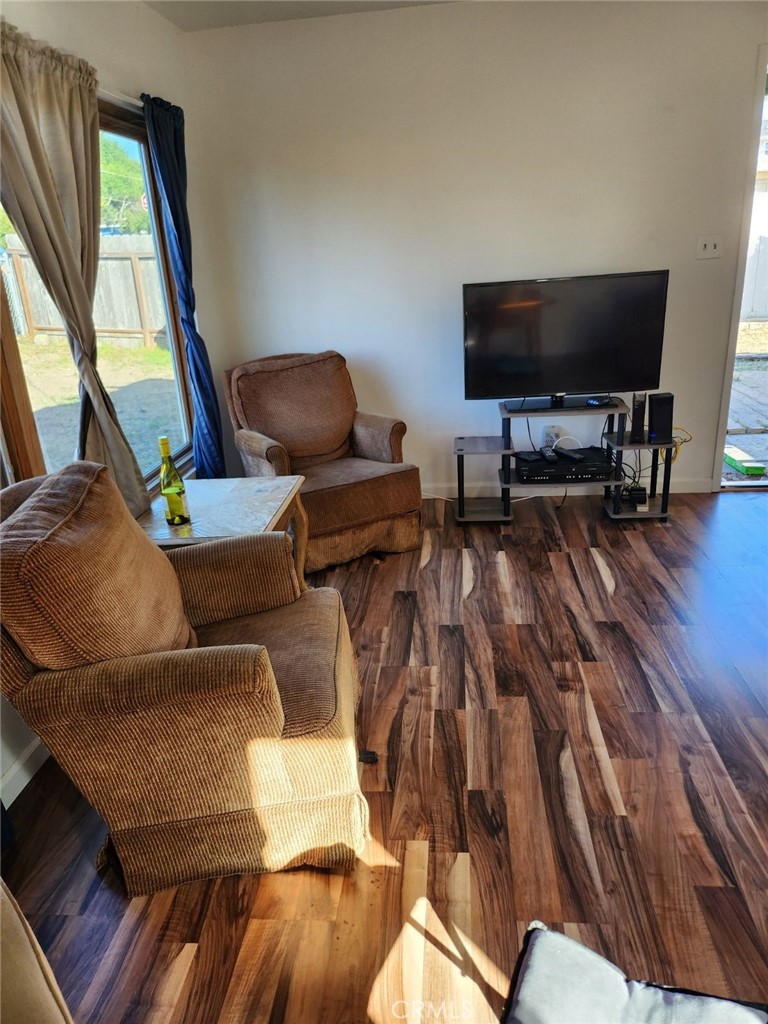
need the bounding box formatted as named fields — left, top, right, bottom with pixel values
left=0, top=463, right=369, bottom=897
left=223, top=350, right=423, bottom=571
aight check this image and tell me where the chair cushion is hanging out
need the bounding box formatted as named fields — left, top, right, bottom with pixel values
left=229, top=351, right=357, bottom=469
left=300, top=458, right=422, bottom=536
left=0, top=462, right=195, bottom=671
left=195, top=588, right=344, bottom=738
left=504, top=923, right=768, bottom=1023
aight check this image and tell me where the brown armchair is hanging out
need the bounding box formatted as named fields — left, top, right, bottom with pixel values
left=223, top=350, right=423, bottom=571
left=0, top=463, right=369, bottom=897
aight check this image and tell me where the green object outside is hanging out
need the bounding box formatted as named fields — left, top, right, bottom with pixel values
left=723, top=444, right=766, bottom=476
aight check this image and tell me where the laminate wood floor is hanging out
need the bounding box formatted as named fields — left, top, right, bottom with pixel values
left=4, top=494, right=768, bottom=1022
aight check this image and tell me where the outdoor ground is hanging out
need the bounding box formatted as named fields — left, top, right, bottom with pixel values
left=727, top=358, right=768, bottom=433
left=722, top=431, right=768, bottom=483
left=737, top=319, right=768, bottom=355
left=723, top=354, right=767, bottom=484
left=20, top=335, right=187, bottom=474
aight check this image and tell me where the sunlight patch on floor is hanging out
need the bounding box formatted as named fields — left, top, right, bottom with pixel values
left=367, top=845, right=506, bottom=1024
left=359, top=836, right=402, bottom=869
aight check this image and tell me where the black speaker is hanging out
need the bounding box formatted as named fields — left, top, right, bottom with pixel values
left=648, top=392, right=674, bottom=444
left=630, top=392, right=647, bottom=443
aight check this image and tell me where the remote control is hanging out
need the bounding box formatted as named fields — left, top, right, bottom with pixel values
left=539, top=446, right=558, bottom=463
left=514, top=450, right=542, bottom=462
left=556, top=448, right=584, bottom=462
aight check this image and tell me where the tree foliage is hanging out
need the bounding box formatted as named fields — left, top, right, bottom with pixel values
left=0, top=205, right=16, bottom=249
left=1, top=135, right=150, bottom=247
left=100, top=135, right=150, bottom=234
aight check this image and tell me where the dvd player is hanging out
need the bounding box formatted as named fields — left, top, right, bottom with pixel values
left=514, top=446, right=614, bottom=483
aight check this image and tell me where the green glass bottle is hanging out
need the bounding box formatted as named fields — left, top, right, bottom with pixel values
left=158, top=436, right=191, bottom=525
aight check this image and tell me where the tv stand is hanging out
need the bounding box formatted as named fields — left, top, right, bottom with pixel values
left=452, top=397, right=677, bottom=523
left=503, top=395, right=619, bottom=414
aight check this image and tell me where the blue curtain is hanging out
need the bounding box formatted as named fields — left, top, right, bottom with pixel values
left=141, top=94, right=225, bottom=479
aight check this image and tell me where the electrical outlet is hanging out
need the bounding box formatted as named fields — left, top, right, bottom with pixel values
left=696, top=234, right=722, bottom=260
left=542, top=425, right=563, bottom=448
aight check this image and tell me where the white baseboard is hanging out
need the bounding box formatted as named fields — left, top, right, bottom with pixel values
left=669, top=477, right=719, bottom=493
left=1, top=738, right=49, bottom=806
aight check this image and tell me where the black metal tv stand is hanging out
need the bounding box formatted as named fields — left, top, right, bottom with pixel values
left=453, top=397, right=665, bottom=523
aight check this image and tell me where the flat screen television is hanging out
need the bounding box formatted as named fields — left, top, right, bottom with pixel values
left=463, top=269, right=669, bottom=407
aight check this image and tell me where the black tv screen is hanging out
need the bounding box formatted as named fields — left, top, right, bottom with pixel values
left=463, top=270, right=669, bottom=400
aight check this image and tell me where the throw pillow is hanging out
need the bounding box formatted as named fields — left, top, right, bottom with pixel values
left=0, top=462, right=195, bottom=670
left=504, top=923, right=768, bottom=1024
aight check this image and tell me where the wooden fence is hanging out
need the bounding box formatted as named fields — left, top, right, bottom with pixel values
left=742, top=234, right=768, bottom=321
left=1, top=233, right=169, bottom=348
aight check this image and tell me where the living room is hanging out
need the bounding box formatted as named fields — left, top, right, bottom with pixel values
left=1, top=2, right=767, bottom=1022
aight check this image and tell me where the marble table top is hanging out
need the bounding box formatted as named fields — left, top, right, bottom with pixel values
left=138, top=475, right=304, bottom=547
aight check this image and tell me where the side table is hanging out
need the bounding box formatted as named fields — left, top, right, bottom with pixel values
left=138, top=476, right=309, bottom=588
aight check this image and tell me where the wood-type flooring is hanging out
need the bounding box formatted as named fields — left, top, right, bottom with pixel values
left=4, top=493, right=768, bottom=1022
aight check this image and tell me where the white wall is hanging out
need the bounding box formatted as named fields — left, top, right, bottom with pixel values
left=183, top=1, right=768, bottom=494
left=0, top=0, right=192, bottom=805
left=1, top=701, right=48, bottom=806
left=1, top=1, right=189, bottom=106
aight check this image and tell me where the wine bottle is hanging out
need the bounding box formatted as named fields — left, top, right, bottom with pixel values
left=158, top=436, right=191, bottom=525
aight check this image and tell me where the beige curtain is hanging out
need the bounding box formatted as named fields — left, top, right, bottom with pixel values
left=0, top=20, right=149, bottom=516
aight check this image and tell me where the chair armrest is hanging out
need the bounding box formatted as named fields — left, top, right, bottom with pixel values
left=166, top=533, right=301, bottom=627
left=166, top=532, right=303, bottom=626
left=234, top=428, right=291, bottom=477
left=14, top=644, right=284, bottom=732
left=13, top=646, right=288, bottom=849
left=351, top=411, right=406, bottom=463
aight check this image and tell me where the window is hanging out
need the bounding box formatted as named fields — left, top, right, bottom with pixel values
left=0, top=100, right=192, bottom=483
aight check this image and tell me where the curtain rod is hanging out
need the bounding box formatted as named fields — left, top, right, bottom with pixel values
left=98, top=87, right=142, bottom=111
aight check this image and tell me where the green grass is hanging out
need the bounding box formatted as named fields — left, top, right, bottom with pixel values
left=737, top=321, right=768, bottom=355
left=18, top=335, right=176, bottom=410
left=19, top=335, right=186, bottom=474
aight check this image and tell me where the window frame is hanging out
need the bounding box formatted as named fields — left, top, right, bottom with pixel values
left=0, top=99, right=195, bottom=489
left=0, top=284, right=46, bottom=481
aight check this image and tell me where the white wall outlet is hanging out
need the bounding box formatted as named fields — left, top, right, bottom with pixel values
left=696, top=234, right=722, bottom=260
left=542, top=425, right=563, bottom=448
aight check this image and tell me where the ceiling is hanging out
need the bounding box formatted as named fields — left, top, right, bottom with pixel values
left=144, top=1, right=442, bottom=32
